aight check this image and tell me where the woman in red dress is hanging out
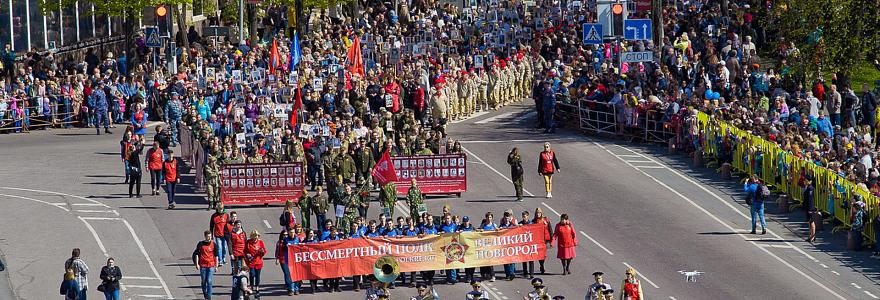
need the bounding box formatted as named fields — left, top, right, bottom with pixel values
left=620, top=267, right=644, bottom=300
left=552, top=214, right=578, bottom=275
left=533, top=207, right=553, bottom=274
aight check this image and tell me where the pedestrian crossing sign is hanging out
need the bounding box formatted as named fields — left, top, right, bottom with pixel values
left=582, top=23, right=602, bottom=45
left=145, top=27, right=161, bottom=48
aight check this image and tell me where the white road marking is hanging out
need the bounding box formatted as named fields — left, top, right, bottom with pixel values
left=541, top=202, right=561, bottom=216
left=598, top=142, right=847, bottom=300
left=635, top=165, right=666, bottom=169
left=616, top=154, right=643, bottom=157
left=462, top=147, right=534, bottom=197
left=123, top=276, right=159, bottom=280
left=263, top=219, right=272, bottom=229
left=482, top=283, right=505, bottom=300
left=852, top=283, right=862, bottom=289
left=865, top=291, right=879, bottom=299
left=76, top=209, right=118, bottom=214
left=72, top=203, right=106, bottom=206
left=580, top=231, right=614, bottom=255
left=622, top=262, right=660, bottom=288
left=476, top=112, right=517, bottom=124
left=831, top=271, right=840, bottom=275
left=513, top=111, right=537, bottom=122
left=0, top=193, right=70, bottom=212
left=669, top=297, right=678, bottom=300
left=137, top=295, right=168, bottom=298
left=124, top=285, right=164, bottom=289
left=49, top=202, right=67, bottom=206
left=759, top=244, right=795, bottom=249
left=0, top=187, right=110, bottom=208
left=502, top=296, right=509, bottom=300
left=624, top=160, right=655, bottom=164
left=820, top=263, right=828, bottom=268
left=451, top=111, right=490, bottom=123
left=80, top=217, right=123, bottom=221
left=121, top=219, right=174, bottom=299
left=78, top=217, right=109, bottom=257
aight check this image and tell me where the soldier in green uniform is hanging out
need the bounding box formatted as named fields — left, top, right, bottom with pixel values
left=297, top=189, right=311, bottom=229
left=354, top=138, right=375, bottom=187
left=379, top=182, right=397, bottom=218
left=355, top=180, right=371, bottom=218
left=507, top=147, right=524, bottom=201
left=336, top=149, right=357, bottom=184
left=224, top=148, right=245, bottom=164
left=323, top=148, right=341, bottom=198
left=338, top=184, right=360, bottom=235
left=204, top=154, right=221, bottom=209
left=406, top=179, right=425, bottom=220
left=310, top=186, right=328, bottom=230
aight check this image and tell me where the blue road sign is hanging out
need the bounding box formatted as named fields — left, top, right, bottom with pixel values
left=145, top=27, right=162, bottom=48
left=623, top=19, right=652, bottom=41
left=582, top=23, right=603, bottom=45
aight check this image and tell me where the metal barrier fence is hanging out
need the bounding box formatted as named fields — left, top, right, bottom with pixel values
left=178, top=124, right=206, bottom=190
left=0, top=100, right=80, bottom=132
left=695, top=112, right=876, bottom=244
left=578, top=99, right=618, bottom=134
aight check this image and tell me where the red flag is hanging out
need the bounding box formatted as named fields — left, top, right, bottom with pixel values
left=345, top=36, right=365, bottom=78
left=371, top=150, right=398, bottom=186
left=288, top=109, right=297, bottom=129
left=269, top=38, right=280, bottom=75
left=293, top=87, right=303, bottom=111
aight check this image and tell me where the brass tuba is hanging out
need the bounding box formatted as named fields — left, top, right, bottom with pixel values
left=373, top=256, right=400, bottom=283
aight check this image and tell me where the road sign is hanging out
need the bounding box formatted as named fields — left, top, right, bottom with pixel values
left=582, top=23, right=603, bottom=45
left=621, top=51, right=653, bottom=63
left=624, top=19, right=652, bottom=41
left=145, top=27, right=162, bottom=48
left=204, top=26, right=229, bottom=37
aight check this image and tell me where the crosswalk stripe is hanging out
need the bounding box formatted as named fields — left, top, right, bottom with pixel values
left=475, top=112, right=516, bottom=124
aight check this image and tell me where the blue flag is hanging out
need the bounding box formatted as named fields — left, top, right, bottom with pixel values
left=290, top=32, right=302, bottom=69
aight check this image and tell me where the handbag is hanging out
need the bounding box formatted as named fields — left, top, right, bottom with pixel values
left=96, top=282, right=106, bottom=292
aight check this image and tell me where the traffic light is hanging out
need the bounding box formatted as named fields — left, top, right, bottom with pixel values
left=612, top=2, right=624, bottom=37
left=156, top=5, right=169, bottom=36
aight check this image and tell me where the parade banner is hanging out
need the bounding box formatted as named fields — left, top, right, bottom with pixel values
left=220, top=162, right=305, bottom=205
left=287, top=224, right=547, bottom=281
left=391, top=154, right=467, bottom=195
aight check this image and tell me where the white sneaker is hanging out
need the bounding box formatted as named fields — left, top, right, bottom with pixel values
left=546, top=192, right=552, bottom=198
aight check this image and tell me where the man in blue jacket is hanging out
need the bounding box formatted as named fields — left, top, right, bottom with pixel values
left=93, top=82, right=111, bottom=135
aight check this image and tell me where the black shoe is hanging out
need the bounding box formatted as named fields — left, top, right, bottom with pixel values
left=750, top=230, right=756, bottom=234
left=761, top=229, right=766, bottom=235
left=105, top=129, right=112, bottom=134
left=167, top=203, right=175, bottom=209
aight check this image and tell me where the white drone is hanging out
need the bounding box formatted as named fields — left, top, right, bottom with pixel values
left=678, top=270, right=704, bottom=282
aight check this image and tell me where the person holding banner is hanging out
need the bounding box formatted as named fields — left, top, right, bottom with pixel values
left=534, top=208, right=553, bottom=275
left=479, top=212, right=498, bottom=282
left=520, top=211, right=536, bottom=279
left=440, top=214, right=459, bottom=284
left=500, top=211, right=518, bottom=280
left=552, top=214, right=578, bottom=275
left=419, top=214, right=440, bottom=285
left=275, top=230, right=296, bottom=295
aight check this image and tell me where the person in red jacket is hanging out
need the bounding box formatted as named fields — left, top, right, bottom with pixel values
left=538, top=142, right=561, bottom=198
left=532, top=207, right=553, bottom=274
left=162, top=149, right=179, bottom=209
left=145, top=141, right=164, bottom=196
left=245, top=230, right=266, bottom=294
left=413, top=85, right=426, bottom=122
left=551, top=214, right=578, bottom=275
left=192, top=230, right=218, bottom=300
left=383, top=79, right=401, bottom=113
left=229, top=220, right=247, bottom=274
left=209, top=204, right=229, bottom=267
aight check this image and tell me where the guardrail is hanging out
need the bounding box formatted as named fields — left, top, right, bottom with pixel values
left=695, top=112, right=876, bottom=244
left=0, top=98, right=82, bottom=133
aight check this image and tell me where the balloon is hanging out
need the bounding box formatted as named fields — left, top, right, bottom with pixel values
left=713, top=92, right=721, bottom=99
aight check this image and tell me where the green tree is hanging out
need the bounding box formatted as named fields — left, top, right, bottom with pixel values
left=772, top=0, right=880, bottom=84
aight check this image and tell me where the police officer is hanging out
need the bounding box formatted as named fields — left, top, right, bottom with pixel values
left=93, top=82, right=111, bottom=134
left=204, top=154, right=221, bottom=209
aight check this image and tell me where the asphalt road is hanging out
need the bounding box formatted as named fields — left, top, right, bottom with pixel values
left=1, top=101, right=879, bottom=299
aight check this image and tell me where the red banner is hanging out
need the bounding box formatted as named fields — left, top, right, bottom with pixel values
left=220, top=162, right=305, bottom=205
left=287, top=224, right=547, bottom=281
left=371, top=150, right=398, bottom=186
left=391, top=154, right=467, bottom=195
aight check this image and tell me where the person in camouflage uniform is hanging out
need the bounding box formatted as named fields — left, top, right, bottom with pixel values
left=477, top=69, right=489, bottom=111
left=379, top=182, right=397, bottom=218
left=354, top=180, right=371, bottom=218
left=406, top=179, right=425, bottom=220
left=224, top=148, right=246, bottom=164
left=298, top=189, right=311, bottom=229
left=338, top=184, right=360, bottom=235
left=457, top=72, right=470, bottom=118
left=310, top=186, right=328, bottom=231
left=204, top=154, right=221, bottom=209
left=488, top=66, right=500, bottom=110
